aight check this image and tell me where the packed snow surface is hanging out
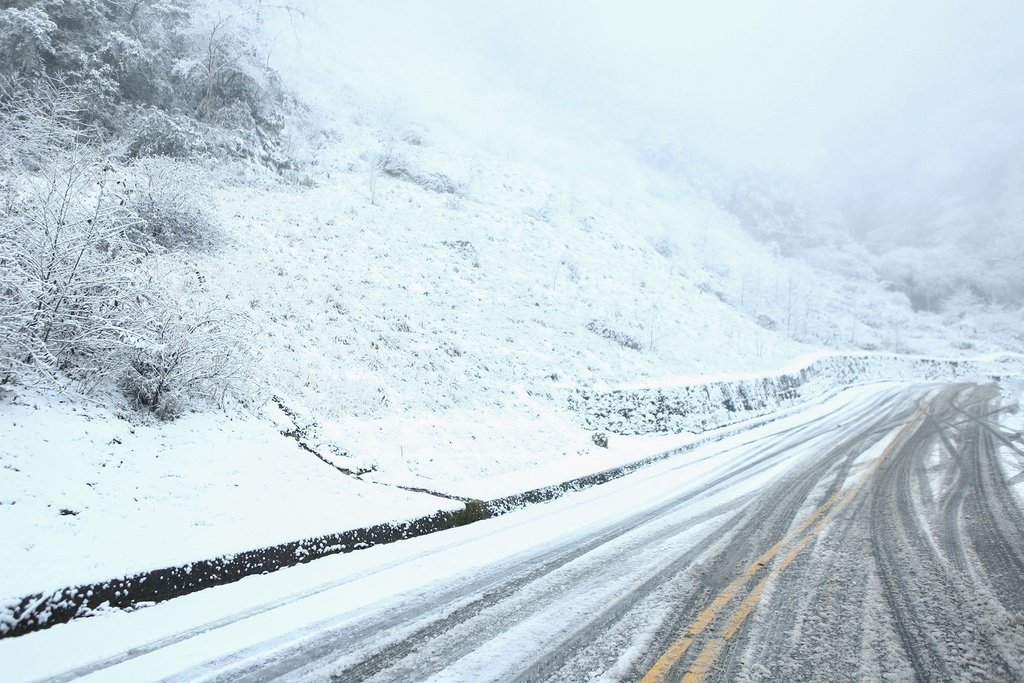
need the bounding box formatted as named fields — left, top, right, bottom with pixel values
left=0, top=393, right=455, bottom=598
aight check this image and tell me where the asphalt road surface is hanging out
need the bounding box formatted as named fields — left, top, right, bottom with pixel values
left=32, top=382, right=1024, bottom=682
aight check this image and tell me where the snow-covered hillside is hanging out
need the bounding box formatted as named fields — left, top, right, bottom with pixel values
left=183, top=0, right=1017, bottom=473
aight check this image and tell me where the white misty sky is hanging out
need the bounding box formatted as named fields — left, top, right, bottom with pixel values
left=281, top=1, right=1024, bottom=218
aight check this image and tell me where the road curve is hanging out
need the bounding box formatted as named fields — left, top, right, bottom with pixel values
left=29, top=382, right=1024, bottom=682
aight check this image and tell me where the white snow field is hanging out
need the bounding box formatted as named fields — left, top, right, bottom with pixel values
left=0, top=391, right=459, bottom=600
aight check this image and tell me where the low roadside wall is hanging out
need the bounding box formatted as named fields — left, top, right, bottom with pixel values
left=566, top=353, right=1023, bottom=435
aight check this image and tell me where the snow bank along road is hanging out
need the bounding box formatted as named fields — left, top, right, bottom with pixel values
left=6, top=382, right=1024, bottom=682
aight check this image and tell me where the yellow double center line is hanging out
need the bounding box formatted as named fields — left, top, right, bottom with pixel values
left=640, top=404, right=927, bottom=683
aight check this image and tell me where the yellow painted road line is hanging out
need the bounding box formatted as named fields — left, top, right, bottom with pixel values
left=721, top=574, right=770, bottom=640
left=640, top=486, right=850, bottom=682
left=683, top=568, right=774, bottom=681
left=640, top=637, right=694, bottom=683
left=681, top=638, right=725, bottom=682
left=638, top=489, right=843, bottom=683
left=639, top=404, right=928, bottom=683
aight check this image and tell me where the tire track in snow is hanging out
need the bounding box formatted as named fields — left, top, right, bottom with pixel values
left=667, top=384, right=1024, bottom=682
left=722, top=384, right=1023, bottom=682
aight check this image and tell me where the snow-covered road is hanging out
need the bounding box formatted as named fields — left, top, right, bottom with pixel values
left=5, top=383, right=1023, bottom=682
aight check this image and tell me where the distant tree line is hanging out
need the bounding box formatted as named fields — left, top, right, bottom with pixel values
left=724, top=170, right=1023, bottom=349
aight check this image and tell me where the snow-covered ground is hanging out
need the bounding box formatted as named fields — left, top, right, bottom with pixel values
left=0, top=383, right=912, bottom=682
left=0, top=391, right=459, bottom=600
left=0, top=376, right=788, bottom=603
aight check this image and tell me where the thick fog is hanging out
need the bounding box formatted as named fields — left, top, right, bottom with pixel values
left=287, top=3, right=1020, bottom=199
left=281, top=0, right=1024, bottom=307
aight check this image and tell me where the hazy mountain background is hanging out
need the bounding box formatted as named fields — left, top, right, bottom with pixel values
left=274, top=0, right=1024, bottom=314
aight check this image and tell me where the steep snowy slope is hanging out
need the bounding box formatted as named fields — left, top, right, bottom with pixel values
left=188, top=1, right=970, bottom=475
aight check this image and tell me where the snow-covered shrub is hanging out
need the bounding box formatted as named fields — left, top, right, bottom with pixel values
left=561, top=259, right=581, bottom=284
left=0, top=7, right=56, bottom=84
left=970, top=303, right=1024, bottom=350
left=361, top=151, right=385, bottom=205
left=125, top=109, right=211, bottom=160
left=275, top=99, right=332, bottom=182
left=652, top=235, right=676, bottom=258
left=442, top=240, right=480, bottom=267
left=0, top=145, right=144, bottom=389
left=0, top=76, right=80, bottom=168
left=941, top=287, right=982, bottom=324
left=125, top=157, right=216, bottom=251
left=119, top=300, right=256, bottom=420
left=414, top=171, right=460, bottom=194
left=524, top=201, right=554, bottom=223
left=0, top=96, right=253, bottom=415
left=380, top=153, right=462, bottom=195
left=0, top=0, right=293, bottom=167
left=586, top=320, right=643, bottom=351
left=379, top=152, right=409, bottom=179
